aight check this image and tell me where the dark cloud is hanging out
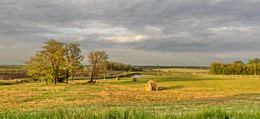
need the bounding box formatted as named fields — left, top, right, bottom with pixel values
left=1, top=0, right=260, bottom=65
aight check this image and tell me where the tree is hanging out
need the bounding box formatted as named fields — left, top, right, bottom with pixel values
left=40, top=40, right=65, bottom=84
left=210, top=58, right=260, bottom=75
left=64, top=43, right=84, bottom=84
left=209, top=62, right=217, bottom=74
left=24, top=51, right=52, bottom=84
left=248, top=58, right=260, bottom=75
left=246, top=64, right=254, bottom=75
left=87, top=51, right=108, bottom=83
left=25, top=39, right=84, bottom=85
left=210, top=62, right=224, bottom=74
left=105, top=61, right=142, bottom=72
left=233, top=61, right=244, bottom=75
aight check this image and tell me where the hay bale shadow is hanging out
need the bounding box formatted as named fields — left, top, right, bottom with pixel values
left=158, top=85, right=184, bottom=90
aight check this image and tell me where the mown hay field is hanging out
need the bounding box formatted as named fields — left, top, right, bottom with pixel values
left=0, top=74, right=260, bottom=118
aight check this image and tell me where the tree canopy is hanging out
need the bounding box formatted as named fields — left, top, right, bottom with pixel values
left=210, top=58, right=260, bottom=75
left=106, top=61, right=142, bottom=72
left=25, top=40, right=84, bottom=84
left=87, top=51, right=108, bottom=83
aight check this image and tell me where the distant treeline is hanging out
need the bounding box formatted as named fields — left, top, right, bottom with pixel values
left=139, top=66, right=209, bottom=69
left=106, top=61, right=142, bottom=72
left=0, top=65, right=24, bottom=68
left=210, top=58, right=260, bottom=75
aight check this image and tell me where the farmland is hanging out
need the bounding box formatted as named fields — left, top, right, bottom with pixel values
left=0, top=66, right=28, bottom=80
left=0, top=68, right=260, bottom=118
left=156, top=67, right=209, bottom=74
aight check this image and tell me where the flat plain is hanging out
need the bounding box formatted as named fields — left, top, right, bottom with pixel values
left=0, top=69, right=260, bottom=118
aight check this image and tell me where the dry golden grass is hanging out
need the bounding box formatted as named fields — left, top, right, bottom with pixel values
left=0, top=74, right=260, bottom=112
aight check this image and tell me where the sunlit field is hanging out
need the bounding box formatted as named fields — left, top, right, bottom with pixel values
left=156, top=67, right=209, bottom=74
left=1, top=72, right=260, bottom=118
left=2, top=0, right=260, bottom=118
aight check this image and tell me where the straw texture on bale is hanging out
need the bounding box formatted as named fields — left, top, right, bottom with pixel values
left=133, top=77, right=137, bottom=81
left=116, top=77, right=120, bottom=80
left=145, top=80, right=158, bottom=91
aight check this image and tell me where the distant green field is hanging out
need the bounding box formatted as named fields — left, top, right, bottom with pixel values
left=0, top=66, right=27, bottom=80
left=0, top=74, right=259, bottom=118
left=0, top=65, right=24, bottom=69
left=0, top=66, right=26, bottom=74
left=156, top=68, right=209, bottom=74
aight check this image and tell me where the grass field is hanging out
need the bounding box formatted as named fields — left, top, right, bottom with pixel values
left=0, top=66, right=25, bottom=72
left=156, top=68, right=209, bottom=74
left=0, top=74, right=260, bottom=118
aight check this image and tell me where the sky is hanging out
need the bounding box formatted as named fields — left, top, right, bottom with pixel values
left=1, top=0, right=260, bottom=66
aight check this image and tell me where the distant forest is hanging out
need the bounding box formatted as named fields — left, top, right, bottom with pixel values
left=106, top=61, right=142, bottom=72
left=210, top=58, right=260, bottom=75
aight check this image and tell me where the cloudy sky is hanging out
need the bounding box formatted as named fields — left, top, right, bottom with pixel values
left=1, top=0, right=260, bottom=66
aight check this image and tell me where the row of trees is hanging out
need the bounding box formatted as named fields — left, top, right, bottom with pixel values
left=25, top=40, right=141, bottom=84
left=106, top=61, right=142, bottom=72
left=24, top=40, right=84, bottom=84
left=210, top=58, right=260, bottom=75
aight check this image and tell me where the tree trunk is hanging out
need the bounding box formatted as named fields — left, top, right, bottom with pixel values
left=89, top=75, right=96, bottom=83
left=89, top=71, right=94, bottom=83
left=71, top=74, right=74, bottom=82
left=54, top=76, right=57, bottom=84
left=45, top=79, right=48, bottom=85
left=54, top=66, right=58, bottom=84
left=89, top=75, right=94, bottom=83
left=36, top=75, right=40, bottom=81
left=66, top=69, right=69, bottom=84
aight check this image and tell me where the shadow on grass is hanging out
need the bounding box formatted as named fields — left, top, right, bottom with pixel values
left=158, top=85, right=184, bottom=90
left=230, top=93, right=260, bottom=101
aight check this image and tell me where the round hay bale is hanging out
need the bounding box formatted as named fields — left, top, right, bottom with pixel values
left=145, top=80, right=158, bottom=91
left=133, top=77, right=137, bottom=82
left=115, top=77, right=120, bottom=80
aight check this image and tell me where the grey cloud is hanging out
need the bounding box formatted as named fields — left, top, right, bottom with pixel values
left=1, top=0, right=260, bottom=65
